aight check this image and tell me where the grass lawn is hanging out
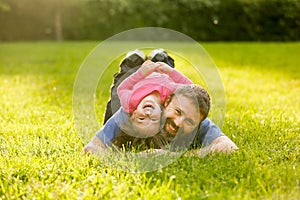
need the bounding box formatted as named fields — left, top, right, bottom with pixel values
left=0, top=41, right=299, bottom=199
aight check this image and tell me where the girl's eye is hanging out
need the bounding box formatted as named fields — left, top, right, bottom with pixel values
left=138, top=117, right=145, bottom=120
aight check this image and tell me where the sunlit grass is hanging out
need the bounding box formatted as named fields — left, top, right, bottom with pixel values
left=0, top=42, right=299, bottom=199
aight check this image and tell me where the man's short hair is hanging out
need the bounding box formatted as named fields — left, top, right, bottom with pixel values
left=171, top=84, right=211, bottom=121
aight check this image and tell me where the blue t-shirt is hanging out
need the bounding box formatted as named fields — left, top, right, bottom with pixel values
left=96, top=108, right=224, bottom=148
left=96, top=108, right=127, bottom=146
left=193, top=118, right=224, bottom=147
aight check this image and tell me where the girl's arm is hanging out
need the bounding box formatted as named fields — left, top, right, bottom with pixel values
left=117, top=60, right=158, bottom=112
left=156, top=62, right=193, bottom=84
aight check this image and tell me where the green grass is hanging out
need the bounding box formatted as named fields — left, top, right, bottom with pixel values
left=0, top=41, right=299, bottom=199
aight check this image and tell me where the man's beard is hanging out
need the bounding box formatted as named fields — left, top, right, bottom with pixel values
left=163, top=118, right=179, bottom=136
left=161, top=119, right=195, bottom=150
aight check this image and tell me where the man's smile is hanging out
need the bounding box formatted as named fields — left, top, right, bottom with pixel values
left=164, top=119, right=179, bottom=135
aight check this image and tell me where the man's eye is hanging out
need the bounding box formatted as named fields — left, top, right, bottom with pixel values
left=151, top=118, right=158, bottom=122
left=175, top=109, right=181, bottom=115
left=138, top=117, right=145, bottom=120
left=186, top=119, right=195, bottom=126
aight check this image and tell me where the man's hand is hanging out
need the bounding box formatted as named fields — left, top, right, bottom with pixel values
left=209, top=136, right=238, bottom=154
left=186, top=136, right=238, bottom=158
left=82, top=136, right=107, bottom=155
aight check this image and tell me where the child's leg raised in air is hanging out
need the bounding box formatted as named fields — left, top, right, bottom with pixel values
left=103, top=50, right=146, bottom=123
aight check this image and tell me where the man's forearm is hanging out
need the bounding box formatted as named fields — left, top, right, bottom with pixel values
left=187, top=136, right=238, bottom=157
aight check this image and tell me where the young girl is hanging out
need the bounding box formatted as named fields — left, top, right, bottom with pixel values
left=116, top=59, right=193, bottom=138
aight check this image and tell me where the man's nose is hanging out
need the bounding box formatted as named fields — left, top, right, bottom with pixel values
left=174, top=116, right=184, bottom=127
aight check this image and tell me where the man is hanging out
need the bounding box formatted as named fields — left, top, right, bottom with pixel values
left=83, top=49, right=237, bottom=155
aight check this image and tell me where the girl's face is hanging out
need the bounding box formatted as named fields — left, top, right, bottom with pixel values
left=131, top=96, right=162, bottom=137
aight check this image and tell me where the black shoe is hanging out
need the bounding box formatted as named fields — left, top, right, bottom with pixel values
left=120, top=49, right=146, bottom=69
left=148, top=48, right=175, bottom=68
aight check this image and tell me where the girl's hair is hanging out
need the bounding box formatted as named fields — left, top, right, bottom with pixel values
left=111, top=131, right=170, bottom=151
left=118, top=105, right=166, bottom=137
left=112, top=106, right=167, bottom=151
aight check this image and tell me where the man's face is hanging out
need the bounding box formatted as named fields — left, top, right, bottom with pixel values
left=163, top=94, right=201, bottom=136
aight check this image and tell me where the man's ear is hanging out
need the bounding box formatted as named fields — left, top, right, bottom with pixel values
left=164, top=95, right=172, bottom=107
left=200, top=114, right=205, bottom=123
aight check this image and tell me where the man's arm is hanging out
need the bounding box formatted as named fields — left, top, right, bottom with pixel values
left=82, top=108, right=128, bottom=154
left=187, top=136, right=238, bottom=157
left=191, top=118, right=238, bottom=156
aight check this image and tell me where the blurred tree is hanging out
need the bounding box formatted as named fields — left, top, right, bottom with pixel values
left=0, top=0, right=299, bottom=41
left=47, top=0, right=78, bottom=41
left=53, top=0, right=63, bottom=41
left=0, top=0, right=10, bottom=12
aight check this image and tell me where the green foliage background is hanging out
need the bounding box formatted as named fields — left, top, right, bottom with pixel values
left=1, top=0, right=300, bottom=41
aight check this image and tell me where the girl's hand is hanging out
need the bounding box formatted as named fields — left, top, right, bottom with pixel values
left=156, top=62, right=174, bottom=75
left=140, top=60, right=159, bottom=76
